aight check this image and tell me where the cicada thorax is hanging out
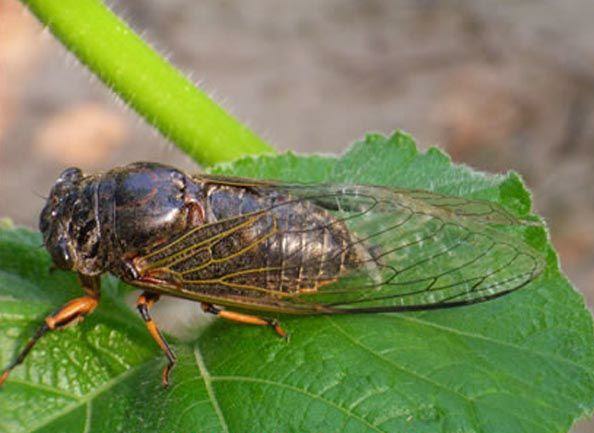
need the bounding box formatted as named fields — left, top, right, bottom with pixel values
left=95, top=162, right=206, bottom=279
left=134, top=179, right=366, bottom=299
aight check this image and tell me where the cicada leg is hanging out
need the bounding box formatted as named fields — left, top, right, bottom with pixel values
left=0, top=274, right=100, bottom=387
left=136, top=292, right=176, bottom=388
left=200, top=302, right=287, bottom=338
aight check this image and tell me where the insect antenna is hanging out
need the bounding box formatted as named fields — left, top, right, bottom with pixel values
left=31, top=190, right=48, bottom=200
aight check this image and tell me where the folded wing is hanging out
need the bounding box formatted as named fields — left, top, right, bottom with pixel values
left=135, top=180, right=546, bottom=313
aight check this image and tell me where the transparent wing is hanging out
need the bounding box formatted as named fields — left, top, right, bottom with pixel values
left=276, top=184, right=544, bottom=312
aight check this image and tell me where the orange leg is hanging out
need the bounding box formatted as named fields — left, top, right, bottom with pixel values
left=136, top=292, right=176, bottom=388
left=200, top=302, right=287, bottom=338
left=0, top=275, right=100, bottom=387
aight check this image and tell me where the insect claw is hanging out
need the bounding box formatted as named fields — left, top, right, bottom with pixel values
left=0, top=369, right=9, bottom=387
left=161, top=355, right=177, bottom=388
left=269, top=319, right=288, bottom=340
left=161, top=366, right=171, bottom=388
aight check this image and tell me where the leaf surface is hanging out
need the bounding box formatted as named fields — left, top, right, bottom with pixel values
left=1, top=132, right=593, bottom=433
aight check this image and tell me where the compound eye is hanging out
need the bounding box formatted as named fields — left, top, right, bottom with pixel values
left=48, top=237, right=73, bottom=270
left=58, top=167, right=82, bottom=184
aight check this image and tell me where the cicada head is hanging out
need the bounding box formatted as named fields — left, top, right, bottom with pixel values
left=39, top=167, right=105, bottom=275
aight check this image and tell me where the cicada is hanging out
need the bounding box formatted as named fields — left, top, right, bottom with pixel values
left=0, top=162, right=545, bottom=387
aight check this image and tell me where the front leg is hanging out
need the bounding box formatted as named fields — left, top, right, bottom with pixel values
left=136, top=292, right=176, bottom=388
left=0, top=274, right=100, bottom=387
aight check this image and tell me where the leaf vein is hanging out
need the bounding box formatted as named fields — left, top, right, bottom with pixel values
left=327, top=317, right=558, bottom=433
left=22, top=356, right=160, bottom=433
left=193, top=346, right=230, bottom=433
left=213, top=375, right=387, bottom=433
left=396, top=314, right=594, bottom=375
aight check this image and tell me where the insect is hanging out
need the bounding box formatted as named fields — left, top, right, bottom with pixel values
left=0, top=162, right=545, bottom=387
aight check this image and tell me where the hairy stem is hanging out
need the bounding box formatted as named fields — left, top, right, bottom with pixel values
left=21, top=0, right=275, bottom=165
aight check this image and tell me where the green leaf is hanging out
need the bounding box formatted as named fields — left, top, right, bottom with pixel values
left=1, top=132, right=593, bottom=433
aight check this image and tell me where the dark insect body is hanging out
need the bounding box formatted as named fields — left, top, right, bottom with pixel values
left=1, top=162, right=545, bottom=387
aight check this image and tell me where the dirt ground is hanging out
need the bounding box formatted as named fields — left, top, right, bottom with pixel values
left=1, top=1, right=593, bottom=430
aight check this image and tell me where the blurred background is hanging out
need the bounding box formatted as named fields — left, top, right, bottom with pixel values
left=1, top=1, right=593, bottom=430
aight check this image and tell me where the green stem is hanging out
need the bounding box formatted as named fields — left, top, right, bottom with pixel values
left=21, top=0, right=275, bottom=165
